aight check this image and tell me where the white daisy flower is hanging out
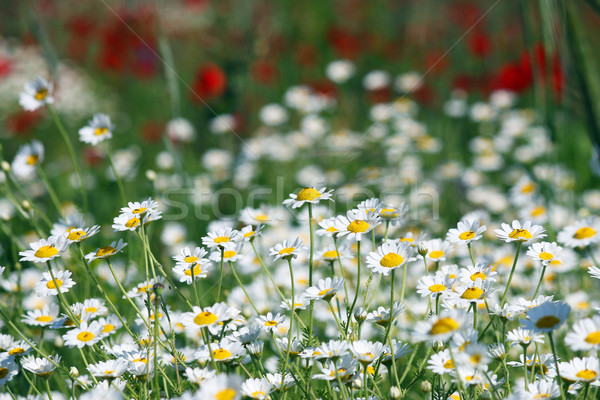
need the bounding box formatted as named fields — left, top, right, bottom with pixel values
left=304, top=276, right=344, bottom=301
left=366, top=302, right=406, bottom=327
left=282, top=187, right=334, bottom=209
left=457, top=263, right=497, bottom=284
left=446, top=217, right=487, bottom=244
left=21, top=355, right=60, bottom=377
left=413, top=310, right=467, bottom=343
left=19, top=76, right=53, bottom=111
left=173, top=262, right=210, bottom=285
left=526, top=242, right=563, bottom=265
left=79, top=113, right=114, bottom=145
left=416, top=273, right=451, bottom=298
left=334, top=209, right=381, bottom=242
left=62, top=321, right=103, bottom=348
left=0, top=353, right=19, bottom=385
left=356, top=197, right=383, bottom=215
left=269, top=237, right=306, bottom=261
left=34, top=269, right=76, bottom=297
left=256, top=313, right=286, bottom=333
left=120, top=197, right=159, bottom=215
left=185, top=367, right=216, bottom=385
left=202, top=227, right=242, bottom=250
left=516, top=379, right=561, bottom=399
left=558, top=218, right=600, bottom=248
left=265, top=372, right=295, bottom=391
left=19, top=235, right=69, bottom=263
left=65, top=225, right=101, bottom=243
left=195, top=338, right=246, bottom=363
left=240, top=225, right=264, bottom=241
left=427, top=349, right=454, bottom=375
left=326, top=59, right=355, bottom=84
left=350, top=340, right=384, bottom=365
left=316, top=217, right=340, bottom=237
left=198, top=373, right=243, bottom=400
left=565, top=316, right=600, bottom=351
left=589, top=266, right=600, bottom=280
left=21, top=303, right=60, bottom=327
left=559, top=357, right=600, bottom=382
left=181, top=303, right=231, bottom=330
left=522, top=300, right=570, bottom=333
left=11, top=140, right=44, bottom=181
left=366, top=241, right=415, bottom=276
left=85, top=239, right=127, bottom=261
left=87, top=359, right=130, bottom=379
left=419, top=238, right=453, bottom=262
left=241, top=377, right=272, bottom=399
left=210, top=243, right=245, bottom=263
left=495, top=220, right=546, bottom=243
left=506, top=328, right=545, bottom=347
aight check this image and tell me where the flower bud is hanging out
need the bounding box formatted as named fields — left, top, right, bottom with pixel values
left=69, top=367, right=79, bottom=378
left=146, top=169, right=157, bottom=182
left=481, top=390, right=492, bottom=399
left=354, top=307, right=367, bottom=323
left=352, top=377, right=362, bottom=389
left=418, top=242, right=428, bottom=256
left=21, top=200, right=31, bottom=211
left=390, top=386, right=402, bottom=399
left=420, top=380, right=432, bottom=393
left=1, top=161, right=10, bottom=173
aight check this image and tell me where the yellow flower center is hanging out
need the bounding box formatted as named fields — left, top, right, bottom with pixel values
left=461, top=287, right=484, bottom=300
left=194, top=312, right=218, bottom=326
left=0, top=367, right=8, bottom=379
left=429, top=284, right=446, bottom=293
left=533, top=395, right=550, bottom=399
left=94, top=127, right=109, bottom=136
left=279, top=247, right=296, bottom=256
left=214, top=236, right=230, bottom=244
left=184, top=265, right=202, bottom=276
left=8, top=347, right=25, bottom=355
left=296, top=188, right=321, bottom=201
left=212, top=348, right=232, bottom=360
left=430, top=318, right=459, bottom=335
left=35, top=89, right=48, bottom=101
left=126, top=217, right=140, bottom=228
left=470, top=272, right=486, bottom=281
left=531, top=206, right=546, bottom=217
left=538, top=252, right=554, bottom=261
left=380, top=208, right=399, bottom=217
left=459, top=231, right=476, bottom=240
left=223, top=250, right=236, bottom=258
left=585, top=331, right=600, bottom=344
left=255, top=214, right=269, bottom=222
left=85, top=307, right=98, bottom=313
left=251, top=391, right=266, bottom=398
left=35, top=245, right=58, bottom=259
left=380, top=253, right=404, bottom=268
left=322, top=250, right=339, bottom=259
left=46, top=279, right=63, bottom=289
left=400, top=237, right=414, bottom=243
left=429, top=250, right=444, bottom=259
left=132, top=207, right=147, bottom=214
left=102, top=324, right=115, bottom=333
left=76, top=331, right=95, bottom=342
left=26, top=154, right=39, bottom=165
left=67, top=229, right=87, bottom=241
left=36, top=315, right=53, bottom=323
left=347, top=220, right=369, bottom=233
left=535, top=316, right=560, bottom=329
left=318, top=288, right=332, bottom=296
left=264, top=320, right=278, bottom=326
left=574, top=227, right=596, bottom=240
left=184, top=256, right=199, bottom=263
left=576, top=369, right=597, bottom=380
left=104, top=370, right=115, bottom=375
left=326, top=227, right=338, bottom=233
left=215, top=388, right=237, bottom=400
left=509, top=229, right=532, bottom=240
left=521, top=182, right=535, bottom=194
left=96, top=246, right=116, bottom=257
left=133, top=357, right=148, bottom=364
left=443, top=359, right=454, bottom=369
left=244, top=231, right=255, bottom=238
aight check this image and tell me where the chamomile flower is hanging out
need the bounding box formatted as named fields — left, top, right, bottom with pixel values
left=458, top=263, right=497, bottom=284
left=21, top=355, right=60, bottom=377
left=87, top=359, right=130, bottom=379
left=495, top=220, right=546, bottom=243
left=526, top=242, right=563, bottom=265
left=413, top=310, right=467, bottom=343
left=283, top=187, right=334, bottom=208
left=419, top=238, right=453, bottom=263
left=256, top=313, right=286, bottom=333
left=65, top=225, right=100, bottom=243
left=181, top=303, right=231, bottom=330
left=366, top=241, right=415, bottom=275
left=198, top=374, right=243, bottom=400
left=97, top=315, right=122, bottom=338
left=120, top=197, right=159, bottom=215
left=241, top=378, right=272, bottom=399
left=559, top=357, right=600, bottom=382
left=589, top=266, right=600, bottom=280
left=173, top=262, right=211, bottom=284
left=5, top=339, right=31, bottom=356
left=304, top=277, right=344, bottom=301
left=266, top=372, right=295, bottom=391
left=516, top=379, right=561, bottom=399
left=185, top=367, right=216, bottom=385
left=0, top=354, right=18, bottom=385
left=558, top=218, right=600, bottom=248
left=446, top=218, right=487, bottom=244
left=317, top=245, right=350, bottom=262
left=19, top=76, right=54, bottom=111
left=79, top=113, right=114, bottom=145
left=195, top=338, right=246, bottom=363
left=269, top=238, right=306, bottom=261
left=378, top=203, right=408, bottom=225
left=210, top=243, right=245, bottom=263
left=85, top=239, right=127, bottom=261
left=280, top=295, right=309, bottom=312
left=34, top=270, right=76, bottom=297
left=334, top=209, right=381, bottom=242
left=565, top=316, right=600, bottom=351
left=522, top=301, right=570, bottom=333
left=240, top=225, right=263, bottom=241
left=356, top=197, right=383, bottom=215
left=112, top=212, right=143, bottom=231
left=447, top=280, right=495, bottom=306
left=22, top=303, right=60, bottom=327
left=365, top=303, right=406, bottom=327
left=350, top=340, right=384, bottom=365
left=63, top=321, right=103, bottom=348
left=427, top=349, right=454, bottom=375
left=11, top=140, right=44, bottom=180
left=416, top=273, right=451, bottom=298
left=316, top=217, right=340, bottom=237
left=19, top=235, right=69, bottom=263
left=202, top=228, right=242, bottom=250
left=506, top=328, right=545, bottom=347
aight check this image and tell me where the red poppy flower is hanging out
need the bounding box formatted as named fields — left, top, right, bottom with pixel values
left=191, top=63, right=227, bottom=101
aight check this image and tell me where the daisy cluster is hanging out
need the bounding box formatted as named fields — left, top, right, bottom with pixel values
left=0, top=68, right=599, bottom=400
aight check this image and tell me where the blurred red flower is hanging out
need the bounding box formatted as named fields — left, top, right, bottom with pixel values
left=191, top=63, right=227, bottom=101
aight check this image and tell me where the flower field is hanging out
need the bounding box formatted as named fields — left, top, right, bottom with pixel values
left=2, top=1, right=600, bottom=399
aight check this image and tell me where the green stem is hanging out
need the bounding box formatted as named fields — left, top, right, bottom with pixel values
left=347, top=240, right=361, bottom=327
left=400, top=261, right=408, bottom=303
left=467, top=242, right=476, bottom=267
left=229, top=261, right=259, bottom=314
left=105, top=143, right=127, bottom=205
left=217, top=248, right=224, bottom=302
left=36, top=165, right=63, bottom=217
left=282, top=258, right=295, bottom=392
left=532, top=264, right=547, bottom=300
left=500, top=241, right=522, bottom=306
left=548, top=332, right=567, bottom=400
left=308, top=204, right=314, bottom=346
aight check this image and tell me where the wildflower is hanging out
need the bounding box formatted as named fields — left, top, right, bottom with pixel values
left=526, top=242, right=563, bottom=265
left=181, top=303, right=231, bottom=329
left=85, top=239, right=127, bottom=261
left=559, top=357, right=600, bottom=382
left=269, top=238, right=306, bottom=261
left=283, top=187, right=334, bottom=209
left=21, top=355, right=60, bottom=376
left=210, top=243, right=245, bottom=263
left=447, top=280, right=495, bottom=306
left=198, top=373, right=243, bottom=400
left=558, top=218, right=600, bottom=248
left=522, top=301, right=570, bottom=333
left=22, top=303, right=60, bottom=327
left=96, top=316, right=122, bottom=338
left=265, top=372, right=295, bottom=391
left=79, top=113, right=114, bottom=145
left=195, top=338, right=246, bottom=363
left=350, top=340, right=384, bottom=365
left=589, top=266, right=600, bottom=280
left=0, top=354, right=18, bottom=385
left=416, top=273, right=451, bottom=298
left=413, top=310, right=467, bottom=343
left=19, top=235, right=69, bottom=263
left=202, top=227, right=241, bottom=250
left=378, top=203, right=408, bottom=225
left=334, top=209, right=381, bottom=242
left=304, top=277, right=344, bottom=301
left=87, top=359, right=130, bottom=379
left=366, top=303, right=406, bottom=327
left=446, top=218, right=487, bottom=244
left=34, top=270, right=76, bottom=297
left=65, top=225, right=100, bottom=243
left=457, top=263, right=497, bottom=284
left=316, top=217, right=340, bottom=237
left=506, top=328, right=545, bottom=347
left=427, top=350, right=454, bottom=375
left=565, top=316, right=600, bottom=351
left=240, top=225, right=263, bottom=241
left=11, top=140, right=44, bottom=180
left=418, top=239, right=453, bottom=263
left=495, top=220, right=546, bottom=243
left=19, top=76, right=53, bottom=111
left=241, top=377, right=272, bottom=399
left=366, top=241, right=415, bottom=276
left=120, top=197, right=160, bottom=215
left=326, top=59, right=355, bottom=83
left=185, top=367, right=216, bottom=385
left=62, top=321, right=103, bottom=348
left=256, top=313, right=286, bottom=333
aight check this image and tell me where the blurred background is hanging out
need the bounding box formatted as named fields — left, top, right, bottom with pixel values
left=1, top=0, right=600, bottom=226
